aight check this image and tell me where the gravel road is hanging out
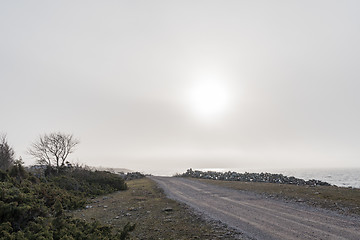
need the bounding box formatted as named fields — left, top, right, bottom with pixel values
left=151, top=176, right=360, bottom=240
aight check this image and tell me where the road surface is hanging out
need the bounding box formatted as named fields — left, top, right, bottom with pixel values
left=151, top=177, right=360, bottom=240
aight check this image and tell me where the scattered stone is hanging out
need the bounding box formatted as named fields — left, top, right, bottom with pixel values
left=118, top=171, right=145, bottom=180
left=85, top=205, right=92, bottom=209
left=126, top=213, right=132, bottom=216
left=162, top=207, right=173, bottom=212
left=103, top=205, right=108, bottom=208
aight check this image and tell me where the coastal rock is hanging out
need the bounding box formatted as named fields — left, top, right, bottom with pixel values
left=176, top=168, right=331, bottom=187
left=118, top=171, right=145, bottom=180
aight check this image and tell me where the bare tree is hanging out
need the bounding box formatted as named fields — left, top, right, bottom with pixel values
left=28, top=132, right=79, bottom=168
left=0, top=134, right=15, bottom=170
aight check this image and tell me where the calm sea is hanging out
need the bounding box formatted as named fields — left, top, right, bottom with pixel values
left=276, top=168, right=360, bottom=189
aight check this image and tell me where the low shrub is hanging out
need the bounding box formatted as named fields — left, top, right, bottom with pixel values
left=49, top=168, right=127, bottom=197
left=0, top=165, right=133, bottom=239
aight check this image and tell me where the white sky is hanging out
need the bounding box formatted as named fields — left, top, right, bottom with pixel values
left=1, top=1, right=360, bottom=175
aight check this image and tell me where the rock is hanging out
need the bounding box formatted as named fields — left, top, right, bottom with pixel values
left=176, top=169, right=331, bottom=187
left=103, top=205, right=108, bottom=208
left=162, top=207, right=173, bottom=212
left=85, top=205, right=92, bottom=209
left=120, top=172, right=145, bottom=181
left=126, top=213, right=132, bottom=216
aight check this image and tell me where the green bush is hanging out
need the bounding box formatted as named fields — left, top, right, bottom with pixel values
left=0, top=165, right=133, bottom=239
left=48, top=168, right=127, bottom=197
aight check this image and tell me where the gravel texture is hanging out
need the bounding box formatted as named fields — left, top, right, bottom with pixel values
left=152, top=176, right=360, bottom=240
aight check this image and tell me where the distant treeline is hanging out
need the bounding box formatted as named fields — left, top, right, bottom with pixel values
left=176, top=168, right=331, bottom=186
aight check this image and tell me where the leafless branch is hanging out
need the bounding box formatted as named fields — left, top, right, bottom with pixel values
left=28, top=132, right=79, bottom=168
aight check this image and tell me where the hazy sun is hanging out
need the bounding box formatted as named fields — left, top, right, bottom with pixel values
left=186, top=79, right=231, bottom=121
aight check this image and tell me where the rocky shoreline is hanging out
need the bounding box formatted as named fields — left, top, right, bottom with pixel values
left=176, top=168, right=331, bottom=186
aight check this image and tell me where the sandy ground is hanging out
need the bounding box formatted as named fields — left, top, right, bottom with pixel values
left=151, top=177, right=360, bottom=240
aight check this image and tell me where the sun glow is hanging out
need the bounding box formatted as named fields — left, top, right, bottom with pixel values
left=186, top=78, right=232, bottom=122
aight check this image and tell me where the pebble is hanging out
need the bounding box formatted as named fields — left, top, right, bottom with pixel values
left=162, top=207, right=173, bottom=212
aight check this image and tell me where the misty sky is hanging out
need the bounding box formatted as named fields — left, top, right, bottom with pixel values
left=1, top=1, right=360, bottom=175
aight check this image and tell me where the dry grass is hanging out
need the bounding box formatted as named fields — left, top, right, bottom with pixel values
left=71, top=178, right=240, bottom=240
left=193, top=178, right=360, bottom=216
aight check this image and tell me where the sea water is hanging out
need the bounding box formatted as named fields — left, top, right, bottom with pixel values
left=275, top=168, right=360, bottom=189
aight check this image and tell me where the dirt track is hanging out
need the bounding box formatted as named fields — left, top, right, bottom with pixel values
left=151, top=177, right=360, bottom=240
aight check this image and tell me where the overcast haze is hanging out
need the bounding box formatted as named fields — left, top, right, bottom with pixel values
left=1, top=1, right=360, bottom=175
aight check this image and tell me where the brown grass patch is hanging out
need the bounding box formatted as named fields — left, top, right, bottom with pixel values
left=71, top=177, right=241, bottom=239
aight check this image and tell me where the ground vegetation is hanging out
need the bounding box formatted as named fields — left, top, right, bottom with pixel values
left=0, top=164, right=133, bottom=240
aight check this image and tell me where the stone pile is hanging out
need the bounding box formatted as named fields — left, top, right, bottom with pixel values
left=119, top=171, right=145, bottom=181
left=177, top=169, right=331, bottom=186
